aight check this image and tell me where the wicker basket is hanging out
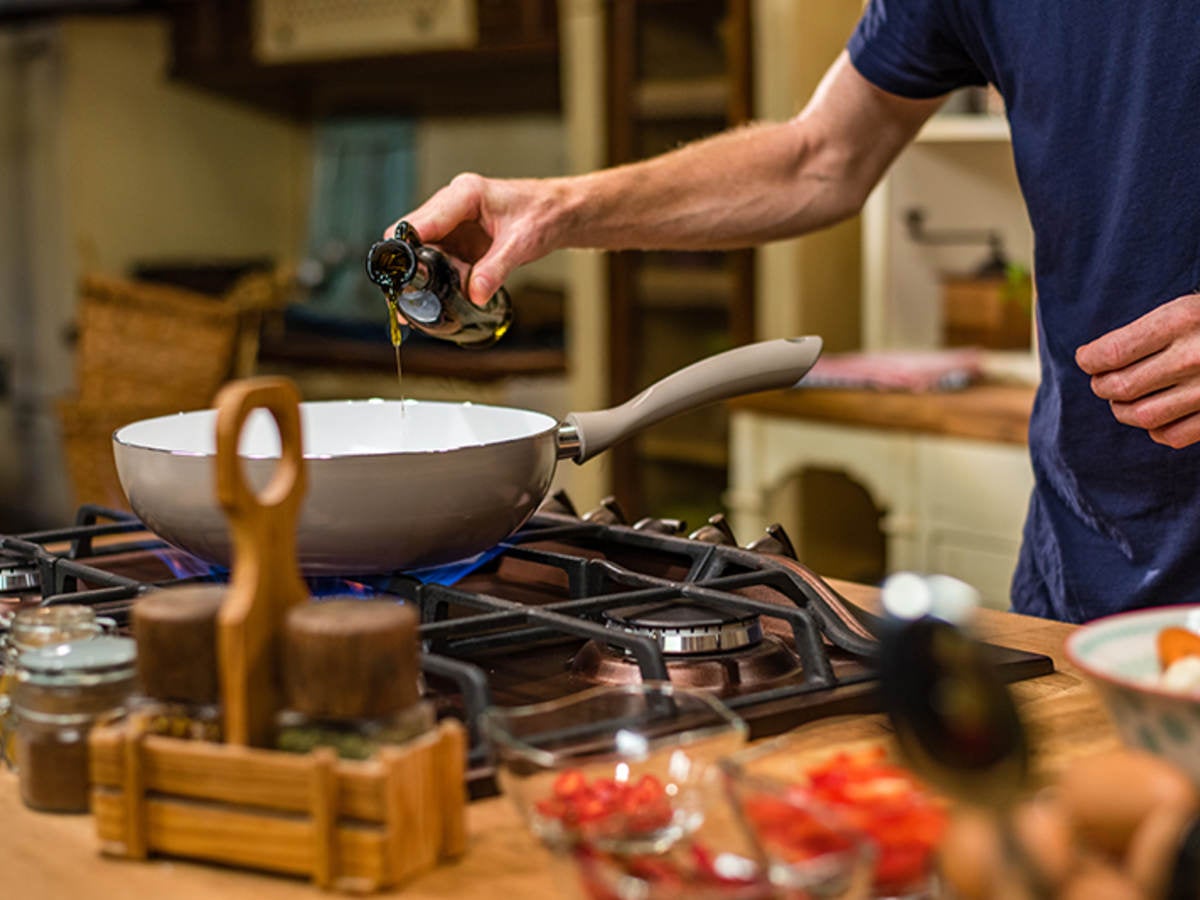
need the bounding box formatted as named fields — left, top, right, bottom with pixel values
left=75, top=274, right=242, bottom=410
left=61, top=272, right=296, bottom=510
left=57, top=398, right=183, bottom=511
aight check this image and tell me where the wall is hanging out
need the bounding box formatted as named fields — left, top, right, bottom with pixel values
left=415, top=113, right=568, bottom=294
left=0, top=15, right=312, bottom=527
left=753, top=0, right=863, bottom=349
left=60, top=16, right=311, bottom=279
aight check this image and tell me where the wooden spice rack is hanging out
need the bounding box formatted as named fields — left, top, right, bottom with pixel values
left=86, top=377, right=467, bottom=893
left=88, top=715, right=466, bottom=892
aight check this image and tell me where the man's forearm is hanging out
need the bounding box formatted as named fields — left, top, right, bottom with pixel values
left=551, top=118, right=861, bottom=252
left=548, top=54, right=940, bottom=254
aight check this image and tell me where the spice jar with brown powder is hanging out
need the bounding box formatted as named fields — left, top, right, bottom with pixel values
left=1, top=605, right=117, bottom=768
left=131, top=586, right=225, bottom=741
left=11, top=635, right=137, bottom=812
left=277, top=598, right=431, bottom=760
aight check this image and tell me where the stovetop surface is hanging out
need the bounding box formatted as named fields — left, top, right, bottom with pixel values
left=0, top=499, right=1054, bottom=794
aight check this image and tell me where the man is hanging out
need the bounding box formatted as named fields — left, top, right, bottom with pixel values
left=391, top=1, right=1200, bottom=623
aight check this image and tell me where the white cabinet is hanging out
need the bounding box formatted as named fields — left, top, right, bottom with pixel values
left=727, top=412, right=1033, bottom=610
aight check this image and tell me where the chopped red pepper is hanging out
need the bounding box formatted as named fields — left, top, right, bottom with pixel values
left=535, top=770, right=674, bottom=838
left=575, top=842, right=771, bottom=900
left=740, top=747, right=947, bottom=896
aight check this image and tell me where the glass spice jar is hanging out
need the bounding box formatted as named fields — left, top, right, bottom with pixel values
left=276, top=597, right=431, bottom=760
left=130, top=586, right=226, bottom=743
left=11, top=635, right=137, bottom=812
left=0, top=605, right=117, bottom=768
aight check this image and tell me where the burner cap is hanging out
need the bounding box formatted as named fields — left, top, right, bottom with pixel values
left=0, top=558, right=40, bottom=594
left=604, top=601, right=763, bottom=655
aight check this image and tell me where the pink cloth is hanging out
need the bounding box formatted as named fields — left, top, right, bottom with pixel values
left=802, top=349, right=983, bottom=392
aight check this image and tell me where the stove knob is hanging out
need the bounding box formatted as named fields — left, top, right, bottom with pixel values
left=745, top=523, right=798, bottom=559
left=539, top=489, right=579, bottom=517
left=688, top=513, right=737, bottom=546
left=582, top=496, right=628, bottom=526
left=633, top=517, right=687, bottom=536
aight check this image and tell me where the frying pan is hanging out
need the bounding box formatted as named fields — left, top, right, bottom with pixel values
left=112, top=336, right=822, bottom=575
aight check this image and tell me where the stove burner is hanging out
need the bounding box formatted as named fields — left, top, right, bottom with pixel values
left=0, top=558, right=39, bottom=593
left=571, top=634, right=803, bottom=692
left=604, top=601, right=763, bottom=655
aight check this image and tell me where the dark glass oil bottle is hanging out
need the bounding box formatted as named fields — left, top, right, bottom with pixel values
left=365, top=221, right=513, bottom=350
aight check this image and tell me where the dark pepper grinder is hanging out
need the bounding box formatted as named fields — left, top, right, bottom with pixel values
left=365, top=221, right=513, bottom=348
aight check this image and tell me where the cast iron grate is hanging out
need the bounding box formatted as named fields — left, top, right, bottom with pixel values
left=0, top=504, right=885, bottom=773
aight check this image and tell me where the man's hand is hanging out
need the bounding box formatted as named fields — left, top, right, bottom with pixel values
left=386, top=174, right=568, bottom=306
left=1076, top=293, right=1200, bottom=448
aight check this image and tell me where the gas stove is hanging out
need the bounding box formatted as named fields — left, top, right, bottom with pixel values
left=0, top=495, right=1053, bottom=796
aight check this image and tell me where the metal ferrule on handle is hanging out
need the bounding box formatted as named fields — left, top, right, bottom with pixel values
left=555, top=336, right=823, bottom=463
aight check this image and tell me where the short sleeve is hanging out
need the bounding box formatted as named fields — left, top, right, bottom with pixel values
left=848, top=0, right=987, bottom=99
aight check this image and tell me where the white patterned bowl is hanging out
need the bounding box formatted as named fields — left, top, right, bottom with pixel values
left=1066, top=604, right=1200, bottom=783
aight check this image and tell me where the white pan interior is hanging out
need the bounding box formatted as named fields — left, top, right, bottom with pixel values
left=113, top=399, right=559, bottom=458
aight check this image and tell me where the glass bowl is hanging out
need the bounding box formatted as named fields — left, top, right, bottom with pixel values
left=481, top=682, right=748, bottom=856
left=722, top=719, right=947, bottom=899
left=568, top=765, right=777, bottom=900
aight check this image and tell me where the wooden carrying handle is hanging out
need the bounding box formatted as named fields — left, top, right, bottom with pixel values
left=214, top=377, right=311, bottom=747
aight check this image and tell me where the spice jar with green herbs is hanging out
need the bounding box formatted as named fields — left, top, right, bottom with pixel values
left=131, top=586, right=225, bottom=742
left=11, top=635, right=137, bottom=812
left=277, top=598, right=431, bottom=760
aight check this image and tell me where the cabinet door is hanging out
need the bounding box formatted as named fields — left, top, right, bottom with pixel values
left=917, top=438, right=1033, bottom=608
left=925, top=529, right=1022, bottom=610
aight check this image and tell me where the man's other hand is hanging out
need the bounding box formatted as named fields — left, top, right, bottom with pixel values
left=1076, top=293, right=1200, bottom=448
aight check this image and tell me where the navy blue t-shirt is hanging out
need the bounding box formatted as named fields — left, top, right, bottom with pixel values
left=849, top=1, right=1200, bottom=622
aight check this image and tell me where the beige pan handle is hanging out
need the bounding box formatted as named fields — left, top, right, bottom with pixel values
left=214, top=376, right=311, bottom=747
left=559, top=336, right=823, bottom=464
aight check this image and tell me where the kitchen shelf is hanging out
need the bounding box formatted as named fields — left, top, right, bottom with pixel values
left=162, top=0, right=562, bottom=118
left=634, top=76, right=730, bottom=118
left=605, top=0, right=753, bottom=517
left=916, top=114, right=1010, bottom=143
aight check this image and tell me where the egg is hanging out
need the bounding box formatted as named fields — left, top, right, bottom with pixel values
left=1125, top=803, right=1198, bottom=898
left=937, top=798, right=1075, bottom=899
left=1059, top=859, right=1144, bottom=900
left=1162, top=655, right=1200, bottom=693
left=938, top=809, right=1000, bottom=900
left=1056, top=749, right=1199, bottom=857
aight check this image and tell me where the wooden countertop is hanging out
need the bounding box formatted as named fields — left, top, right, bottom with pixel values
left=5, top=582, right=1116, bottom=899
left=729, top=381, right=1037, bottom=445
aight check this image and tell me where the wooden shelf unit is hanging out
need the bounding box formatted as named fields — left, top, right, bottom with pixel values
left=862, top=97, right=1032, bottom=362
left=161, top=0, right=562, bottom=118
left=605, top=0, right=755, bottom=521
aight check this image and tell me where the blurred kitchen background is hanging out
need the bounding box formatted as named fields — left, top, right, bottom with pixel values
left=0, top=0, right=1037, bottom=608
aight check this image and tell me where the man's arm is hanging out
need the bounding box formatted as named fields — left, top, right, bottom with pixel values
left=396, top=52, right=943, bottom=305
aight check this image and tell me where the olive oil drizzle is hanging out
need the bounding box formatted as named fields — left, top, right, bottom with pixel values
left=384, top=289, right=406, bottom=414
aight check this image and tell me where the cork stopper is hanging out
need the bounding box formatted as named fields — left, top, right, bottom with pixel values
left=132, top=585, right=225, bottom=705
left=283, top=598, right=420, bottom=720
